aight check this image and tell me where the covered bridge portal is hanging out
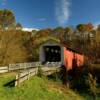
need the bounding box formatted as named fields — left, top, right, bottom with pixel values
left=39, top=39, right=84, bottom=70
left=39, top=40, right=64, bottom=64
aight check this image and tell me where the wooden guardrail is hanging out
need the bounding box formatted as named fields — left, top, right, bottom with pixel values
left=15, top=66, right=61, bottom=86
left=0, top=62, right=61, bottom=74
left=0, top=62, right=62, bottom=86
left=9, top=62, right=41, bottom=71
left=0, top=62, right=41, bottom=73
left=15, top=68, right=38, bottom=86
left=0, top=66, right=8, bottom=73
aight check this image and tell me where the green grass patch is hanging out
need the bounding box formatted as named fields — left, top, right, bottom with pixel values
left=0, top=73, right=85, bottom=100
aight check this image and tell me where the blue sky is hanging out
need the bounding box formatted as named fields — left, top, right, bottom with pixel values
left=0, top=0, right=100, bottom=29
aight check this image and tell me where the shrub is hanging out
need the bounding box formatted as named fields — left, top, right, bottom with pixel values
left=37, top=66, right=44, bottom=77
left=86, top=73, right=97, bottom=100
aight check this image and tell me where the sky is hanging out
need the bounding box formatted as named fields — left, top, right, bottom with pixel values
left=0, top=0, right=100, bottom=29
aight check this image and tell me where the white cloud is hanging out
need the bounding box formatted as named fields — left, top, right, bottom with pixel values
left=55, top=0, right=71, bottom=26
left=94, top=22, right=100, bottom=29
left=22, top=28, right=39, bottom=32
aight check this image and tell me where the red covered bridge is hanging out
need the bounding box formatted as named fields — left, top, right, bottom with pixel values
left=39, top=38, right=84, bottom=70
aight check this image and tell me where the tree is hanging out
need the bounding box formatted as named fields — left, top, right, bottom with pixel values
left=96, top=25, right=100, bottom=43
left=86, top=23, right=94, bottom=32
left=31, top=30, right=38, bottom=37
left=64, top=27, right=73, bottom=41
left=53, top=27, right=65, bottom=40
left=76, top=24, right=90, bottom=54
left=76, top=24, right=86, bottom=32
left=0, top=9, right=16, bottom=29
left=34, top=28, right=52, bottom=39
left=16, top=23, right=22, bottom=30
left=76, top=23, right=94, bottom=39
left=0, top=30, right=31, bottom=66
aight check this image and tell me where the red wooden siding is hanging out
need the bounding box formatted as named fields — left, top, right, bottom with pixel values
left=64, top=47, right=84, bottom=70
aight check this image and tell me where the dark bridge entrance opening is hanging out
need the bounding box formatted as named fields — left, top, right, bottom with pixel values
left=44, top=46, right=61, bottom=62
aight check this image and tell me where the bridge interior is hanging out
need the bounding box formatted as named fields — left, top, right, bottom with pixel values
left=44, top=46, right=61, bottom=62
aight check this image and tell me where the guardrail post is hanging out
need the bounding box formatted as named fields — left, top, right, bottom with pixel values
left=8, top=65, right=9, bottom=72
left=17, top=70, right=20, bottom=86
left=15, top=74, right=18, bottom=86
left=27, top=69, right=30, bottom=80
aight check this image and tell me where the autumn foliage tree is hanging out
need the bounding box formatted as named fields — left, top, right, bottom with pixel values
left=16, top=23, right=22, bottom=30
left=0, top=30, right=31, bottom=66
left=0, top=9, right=16, bottom=29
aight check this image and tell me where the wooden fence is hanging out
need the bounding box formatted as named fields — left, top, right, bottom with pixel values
left=0, top=62, right=61, bottom=74
left=0, top=66, right=8, bottom=73
left=0, top=62, right=61, bottom=86
left=15, top=66, right=61, bottom=86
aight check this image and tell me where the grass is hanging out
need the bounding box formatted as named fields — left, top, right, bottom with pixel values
left=0, top=73, right=100, bottom=100
left=0, top=73, right=85, bottom=100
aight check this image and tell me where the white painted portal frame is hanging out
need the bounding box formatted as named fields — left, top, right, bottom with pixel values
left=39, top=42, right=64, bottom=65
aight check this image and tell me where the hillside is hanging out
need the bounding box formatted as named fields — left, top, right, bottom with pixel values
left=0, top=73, right=84, bottom=100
